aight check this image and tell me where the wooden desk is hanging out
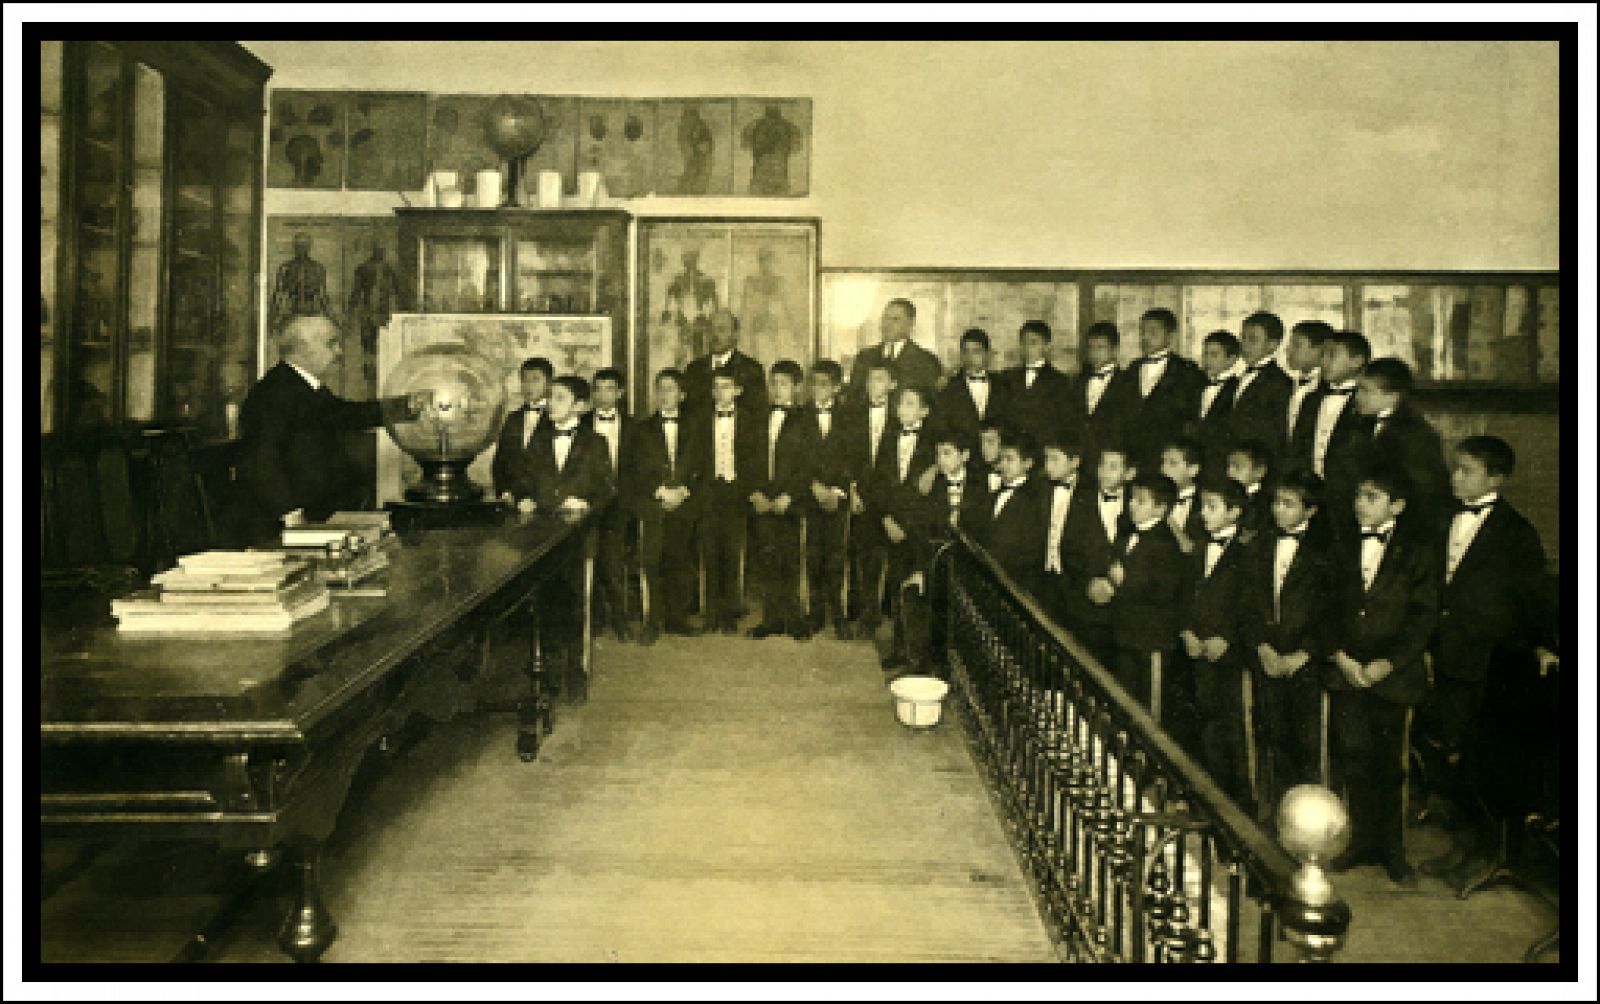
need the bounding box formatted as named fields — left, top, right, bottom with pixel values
left=40, top=511, right=597, bottom=962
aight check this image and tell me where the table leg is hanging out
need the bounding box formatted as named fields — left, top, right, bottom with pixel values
left=277, top=838, right=337, bottom=963
left=517, top=590, right=550, bottom=761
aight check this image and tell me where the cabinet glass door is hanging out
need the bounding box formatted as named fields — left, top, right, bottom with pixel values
left=67, top=41, right=123, bottom=430
left=514, top=236, right=597, bottom=313
left=419, top=237, right=501, bottom=313
left=125, top=61, right=164, bottom=422
left=168, top=89, right=222, bottom=428
left=41, top=40, right=63, bottom=433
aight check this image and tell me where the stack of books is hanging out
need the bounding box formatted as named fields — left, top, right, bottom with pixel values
left=280, top=512, right=394, bottom=589
left=112, top=552, right=330, bottom=636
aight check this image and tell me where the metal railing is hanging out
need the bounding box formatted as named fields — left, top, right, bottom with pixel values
left=932, top=531, right=1351, bottom=963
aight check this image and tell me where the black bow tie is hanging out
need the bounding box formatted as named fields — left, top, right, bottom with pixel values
left=1247, top=361, right=1270, bottom=373
left=967, top=374, right=988, bottom=382
left=1277, top=528, right=1305, bottom=541
left=1458, top=500, right=1494, bottom=516
left=716, top=409, right=735, bottom=418
left=1102, top=491, right=1122, bottom=503
left=1054, top=480, right=1076, bottom=490
left=1089, top=368, right=1113, bottom=380
left=1210, top=533, right=1235, bottom=546
left=947, top=479, right=965, bottom=490
left=1298, top=375, right=1316, bottom=387
left=869, top=402, right=887, bottom=410
left=1361, top=528, right=1392, bottom=543
left=553, top=428, right=576, bottom=438
left=771, top=405, right=790, bottom=414
left=1139, top=355, right=1168, bottom=366
left=1325, top=385, right=1355, bottom=396
left=1208, top=376, right=1230, bottom=387
left=595, top=413, right=617, bottom=422
left=1026, top=363, right=1043, bottom=370
left=815, top=406, right=832, bottom=414
left=660, top=415, right=679, bottom=424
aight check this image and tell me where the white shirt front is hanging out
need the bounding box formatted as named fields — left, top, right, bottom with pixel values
left=1024, top=361, right=1044, bottom=389
left=1359, top=518, right=1396, bottom=592
left=1138, top=350, right=1172, bottom=399
left=867, top=402, right=889, bottom=462
left=714, top=410, right=738, bottom=481
left=884, top=339, right=903, bottom=362
left=1446, top=493, right=1498, bottom=584
left=987, top=469, right=1003, bottom=494
left=813, top=402, right=834, bottom=440
left=659, top=411, right=680, bottom=472
left=1045, top=480, right=1077, bottom=573
left=711, top=351, right=732, bottom=371
left=592, top=409, right=621, bottom=470
left=1312, top=381, right=1357, bottom=477
left=1199, top=359, right=1245, bottom=419
left=767, top=407, right=788, bottom=481
left=1203, top=527, right=1237, bottom=578
left=1372, top=405, right=1396, bottom=440
left=1125, top=515, right=1162, bottom=554
left=965, top=372, right=990, bottom=418
left=1272, top=521, right=1309, bottom=621
left=1084, top=365, right=1116, bottom=415
left=1234, top=358, right=1271, bottom=403
left=992, top=478, right=1026, bottom=519
left=896, top=426, right=920, bottom=483
left=552, top=421, right=579, bottom=472
left=1098, top=488, right=1126, bottom=544
left=1285, top=368, right=1319, bottom=439
left=286, top=359, right=322, bottom=392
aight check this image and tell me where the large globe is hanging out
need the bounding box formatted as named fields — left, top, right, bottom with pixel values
left=381, top=343, right=506, bottom=503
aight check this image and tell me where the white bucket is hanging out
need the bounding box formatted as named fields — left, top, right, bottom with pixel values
left=890, top=675, right=950, bottom=729
left=537, top=170, right=563, bottom=208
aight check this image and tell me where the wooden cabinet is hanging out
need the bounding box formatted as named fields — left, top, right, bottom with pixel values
left=395, top=208, right=630, bottom=387
left=44, top=40, right=271, bottom=440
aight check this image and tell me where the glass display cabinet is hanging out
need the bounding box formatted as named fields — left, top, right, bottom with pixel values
left=395, top=208, right=631, bottom=387
left=43, top=40, right=271, bottom=440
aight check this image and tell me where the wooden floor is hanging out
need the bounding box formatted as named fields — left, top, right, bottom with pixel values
left=39, top=622, right=1559, bottom=965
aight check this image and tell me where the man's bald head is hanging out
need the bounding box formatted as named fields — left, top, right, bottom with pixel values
left=279, top=315, right=340, bottom=377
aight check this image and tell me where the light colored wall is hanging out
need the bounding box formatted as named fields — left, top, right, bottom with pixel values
left=242, top=39, right=1560, bottom=270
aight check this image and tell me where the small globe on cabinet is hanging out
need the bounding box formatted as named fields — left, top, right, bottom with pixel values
left=381, top=343, right=507, bottom=505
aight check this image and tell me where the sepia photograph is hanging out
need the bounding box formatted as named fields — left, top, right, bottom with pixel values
left=14, top=10, right=1592, bottom=999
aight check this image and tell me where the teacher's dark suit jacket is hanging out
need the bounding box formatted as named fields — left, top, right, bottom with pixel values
left=233, top=361, right=387, bottom=543
left=682, top=349, right=768, bottom=419
left=847, top=338, right=944, bottom=406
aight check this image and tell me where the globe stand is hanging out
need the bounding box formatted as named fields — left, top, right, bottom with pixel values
left=404, top=458, right=484, bottom=505
left=387, top=461, right=507, bottom=535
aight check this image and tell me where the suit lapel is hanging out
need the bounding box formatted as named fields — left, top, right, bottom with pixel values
left=1448, top=502, right=1506, bottom=584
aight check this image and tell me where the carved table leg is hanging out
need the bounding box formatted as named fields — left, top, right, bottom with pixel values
left=277, top=838, right=337, bottom=963
left=575, top=529, right=595, bottom=706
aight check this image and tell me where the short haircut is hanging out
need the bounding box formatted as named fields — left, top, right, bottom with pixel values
left=1163, top=436, right=1205, bottom=468
left=1084, top=320, right=1122, bottom=348
left=978, top=416, right=1009, bottom=437
left=520, top=356, right=554, bottom=379
left=896, top=384, right=931, bottom=409
left=886, top=297, right=916, bottom=321
left=277, top=314, right=336, bottom=356
left=1019, top=319, right=1053, bottom=343
left=1242, top=311, right=1286, bottom=344
left=960, top=327, right=991, bottom=351
left=1357, top=463, right=1413, bottom=504
left=554, top=374, right=590, bottom=402
left=1456, top=435, right=1516, bottom=478
left=1097, top=438, right=1135, bottom=466
left=1362, top=356, right=1414, bottom=395
left=1131, top=472, right=1177, bottom=509
left=655, top=367, right=684, bottom=389
left=1040, top=431, right=1083, bottom=458
left=1141, top=308, right=1179, bottom=334
left=1290, top=319, right=1336, bottom=345
left=770, top=359, right=805, bottom=384
left=1000, top=428, right=1040, bottom=466
left=865, top=358, right=895, bottom=378
left=1328, top=330, right=1372, bottom=364
left=1204, top=330, right=1242, bottom=356
left=1199, top=475, right=1249, bottom=513
left=1275, top=468, right=1324, bottom=509
left=810, top=359, right=844, bottom=384
left=710, top=365, right=740, bottom=385
left=1227, top=438, right=1273, bottom=473
left=932, top=426, right=973, bottom=452
left=592, top=366, right=625, bottom=389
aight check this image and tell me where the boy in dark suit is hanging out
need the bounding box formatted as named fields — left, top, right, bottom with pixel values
left=975, top=419, right=1007, bottom=501
left=491, top=356, right=554, bottom=504
left=1178, top=477, right=1255, bottom=809
left=1091, top=472, right=1183, bottom=716
left=802, top=360, right=858, bottom=640
left=1293, top=329, right=1370, bottom=540
left=748, top=360, right=816, bottom=641
left=1244, top=470, right=1332, bottom=814
left=1159, top=436, right=1206, bottom=556
left=933, top=327, right=1003, bottom=445
left=1224, top=438, right=1274, bottom=544
left=698, top=368, right=765, bottom=633
left=522, top=375, right=617, bottom=701
left=1061, top=439, right=1137, bottom=669
left=1355, top=357, right=1451, bottom=542
left=846, top=361, right=899, bottom=638
left=1072, top=321, right=1132, bottom=469
left=1418, top=436, right=1559, bottom=888
left=1323, top=465, right=1439, bottom=886
left=873, top=385, right=938, bottom=669
left=1229, top=311, right=1296, bottom=466
left=1283, top=320, right=1333, bottom=448
left=584, top=367, right=636, bottom=641
left=973, top=428, right=1048, bottom=600
left=896, top=428, right=986, bottom=678
left=1038, top=433, right=1088, bottom=631
left=1117, top=307, right=1205, bottom=473
left=1000, top=320, right=1075, bottom=447
left=632, top=368, right=705, bottom=645
left=1192, top=329, right=1244, bottom=473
